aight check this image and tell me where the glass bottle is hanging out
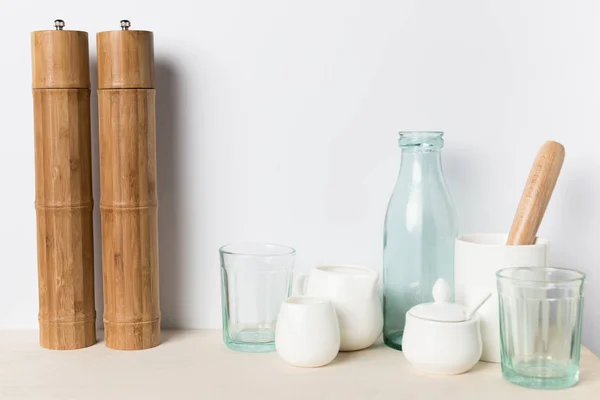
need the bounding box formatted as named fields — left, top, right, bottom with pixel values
left=383, top=131, right=457, bottom=350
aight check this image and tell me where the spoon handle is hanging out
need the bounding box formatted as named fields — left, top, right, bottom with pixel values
left=466, top=293, right=492, bottom=320
left=507, top=141, right=565, bottom=245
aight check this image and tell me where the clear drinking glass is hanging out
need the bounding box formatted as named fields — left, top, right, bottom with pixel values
left=220, top=243, right=295, bottom=352
left=383, top=131, right=457, bottom=350
left=497, top=267, right=586, bottom=389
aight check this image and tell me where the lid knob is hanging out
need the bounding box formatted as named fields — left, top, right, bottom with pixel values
left=407, top=278, right=467, bottom=322
left=432, top=278, right=451, bottom=303
left=120, top=20, right=131, bottom=30
left=54, top=19, right=65, bottom=30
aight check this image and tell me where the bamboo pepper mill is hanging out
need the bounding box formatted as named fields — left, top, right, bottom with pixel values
left=97, top=20, right=160, bottom=350
left=31, top=20, right=96, bottom=349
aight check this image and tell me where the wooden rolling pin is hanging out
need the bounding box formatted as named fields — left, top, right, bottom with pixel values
left=506, top=141, right=565, bottom=245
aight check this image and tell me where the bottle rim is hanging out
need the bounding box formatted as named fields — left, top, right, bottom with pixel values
left=398, top=131, right=444, bottom=149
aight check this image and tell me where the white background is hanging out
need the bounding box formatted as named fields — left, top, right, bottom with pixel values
left=1, top=1, right=598, bottom=355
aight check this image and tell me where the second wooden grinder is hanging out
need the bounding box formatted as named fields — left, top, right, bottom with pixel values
left=97, top=20, right=160, bottom=350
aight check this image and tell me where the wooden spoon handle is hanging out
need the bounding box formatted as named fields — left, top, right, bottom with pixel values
left=506, top=141, right=565, bottom=245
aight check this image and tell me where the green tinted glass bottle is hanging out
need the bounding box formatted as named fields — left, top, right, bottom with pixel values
left=383, top=131, right=457, bottom=350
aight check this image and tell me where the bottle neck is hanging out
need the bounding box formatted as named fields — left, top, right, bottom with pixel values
left=398, top=149, right=444, bottom=182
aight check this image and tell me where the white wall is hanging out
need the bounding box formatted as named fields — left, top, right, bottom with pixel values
left=1, top=0, right=598, bottom=355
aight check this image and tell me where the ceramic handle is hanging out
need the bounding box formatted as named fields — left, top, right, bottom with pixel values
left=507, top=141, right=565, bottom=245
left=292, top=273, right=308, bottom=296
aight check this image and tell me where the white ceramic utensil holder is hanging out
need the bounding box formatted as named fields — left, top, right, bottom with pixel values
left=275, top=297, right=340, bottom=368
left=455, top=233, right=548, bottom=363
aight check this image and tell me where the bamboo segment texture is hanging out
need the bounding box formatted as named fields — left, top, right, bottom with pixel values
left=97, top=29, right=160, bottom=350
left=31, top=29, right=96, bottom=349
left=97, top=30, right=154, bottom=89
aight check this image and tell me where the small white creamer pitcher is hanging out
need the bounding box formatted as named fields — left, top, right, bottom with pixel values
left=294, top=265, right=383, bottom=351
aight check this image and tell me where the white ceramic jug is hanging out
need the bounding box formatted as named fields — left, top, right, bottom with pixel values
left=295, top=265, right=383, bottom=351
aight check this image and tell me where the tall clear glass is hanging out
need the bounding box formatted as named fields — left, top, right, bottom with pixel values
left=220, top=243, right=295, bottom=352
left=383, top=131, right=457, bottom=350
left=497, top=267, right=585, bottom=389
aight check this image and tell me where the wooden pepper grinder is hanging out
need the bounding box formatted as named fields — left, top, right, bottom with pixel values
left=97, top=20, right=160, bottom=350
left=31, top=20, right=96, bottom=349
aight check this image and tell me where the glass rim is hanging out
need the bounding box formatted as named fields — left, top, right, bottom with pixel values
left=219, top=242, right=296, bottom=257
left=496, top=266, right=586, bottom=284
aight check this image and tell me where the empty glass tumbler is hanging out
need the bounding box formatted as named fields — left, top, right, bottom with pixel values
left=220, top=243, right=295, bottom=352
left=497, top=267, right=585, bottom=389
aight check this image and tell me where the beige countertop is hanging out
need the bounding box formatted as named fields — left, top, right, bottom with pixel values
left=0, top=330, right=598, bottom=399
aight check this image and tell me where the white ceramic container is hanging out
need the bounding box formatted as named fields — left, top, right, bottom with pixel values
left=454, top=233, right=548, bottom=363
left=275, top=297, right=340, bottom=367
left=402, top=279, right=482, bottom=375
left=294, top=265, right=383, bottom=351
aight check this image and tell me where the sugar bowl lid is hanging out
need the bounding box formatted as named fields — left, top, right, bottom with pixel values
left=408, top=279, right=467, bottom=322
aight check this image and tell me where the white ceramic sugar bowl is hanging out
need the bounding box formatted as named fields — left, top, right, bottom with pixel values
left=402, top=279, right=483, bottom=375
